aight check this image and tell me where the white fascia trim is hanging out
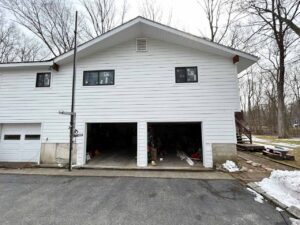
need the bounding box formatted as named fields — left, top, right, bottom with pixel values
left=140, top=19, right=258, bottom=62
left=0, top=61, right=53, bottom=69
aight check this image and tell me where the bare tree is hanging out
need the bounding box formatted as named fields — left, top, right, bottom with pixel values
left=280, top=16, right=300, bottom=36
left=80, top=0, right=130, bottom=38
left=140, top=0, right=163, bottom=22
left=139, top=0, right=174, bottom=25
left=197, top=0, right=240, bottom=44
left=0, top=0, right=79, bottom=57
left=244, top=0, right=300, bottom=138
left=120, top=0, right=129, bottom=24
left=80, top=0, right=116, bottom=38
left=0, top=13, right=18, bottom=62
left=287, top=66, right=300, bottom=103
left=287, top=66, right=300, bottom=130
left=255, top=0, right=300, bottom=36
left=15, top=35, right=46, bottom=62
left=239, top=66, right=266, bottom=133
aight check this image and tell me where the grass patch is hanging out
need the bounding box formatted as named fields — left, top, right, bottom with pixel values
left=255, top=135, right=300, bottom=146
left=253, top=135, right=300, bottom=168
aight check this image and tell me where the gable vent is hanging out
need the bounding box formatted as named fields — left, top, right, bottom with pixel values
left=136, top=38, right=147, bottom=52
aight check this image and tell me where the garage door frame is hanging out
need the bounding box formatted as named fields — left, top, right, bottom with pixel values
left=146, top=121, right=205, bottom=166
left=84, top=122, right=138, bottom=165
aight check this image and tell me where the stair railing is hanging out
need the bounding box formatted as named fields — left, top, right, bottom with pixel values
left=235, top=118, right=252, bottom=144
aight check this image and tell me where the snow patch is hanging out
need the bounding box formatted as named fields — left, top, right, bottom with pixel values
left=257, top=170, right=300, bottom=209
left=247, top=188, right=264, bottom=204
left=252, top=135, right=300, bottom=149
left=252, top=136, right=269, bottom=143
left=222, top=160, right=239, bottom=172
left=290, top=218, right=300, bottom=225
left=274, top=142, right=300, bottom=148
left=276, top=207, right=283, bottom=212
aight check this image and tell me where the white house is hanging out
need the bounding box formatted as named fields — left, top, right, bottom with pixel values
left=0, top=17, right=257, bottom=168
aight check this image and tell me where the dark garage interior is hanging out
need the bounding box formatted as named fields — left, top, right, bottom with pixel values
left=86, top=123, right=137, bottom=166
left=147, top=122, right=203, bottom=167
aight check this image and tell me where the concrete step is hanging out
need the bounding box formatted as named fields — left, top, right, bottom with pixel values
left=76, top=164, right=213, bottom=172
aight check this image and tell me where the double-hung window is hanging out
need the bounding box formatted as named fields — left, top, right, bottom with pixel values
left=175, top=67, right=198, bottom=83
left=83, top=70, right=114, bottom=86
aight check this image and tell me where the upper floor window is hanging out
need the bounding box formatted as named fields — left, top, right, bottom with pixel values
left=36, top=72, right=51, bottom=87
left=83, top=70, right=114, bottom=86
left=175, top=67, right=198, bottom=83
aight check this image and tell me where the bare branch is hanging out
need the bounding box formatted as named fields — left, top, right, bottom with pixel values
left=0, top=0, right=79, bottom=57
left=140, top=0, right=163, bottom=22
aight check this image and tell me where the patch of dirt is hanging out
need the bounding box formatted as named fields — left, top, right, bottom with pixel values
left=231, top=151, right=296, bottom=184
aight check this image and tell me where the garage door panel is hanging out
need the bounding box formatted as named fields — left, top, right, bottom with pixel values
left=0, top=124, right=41, bottom=163
left=0, top=143, right=20, bottom=161
left=21, top=142, right=41, bottom=162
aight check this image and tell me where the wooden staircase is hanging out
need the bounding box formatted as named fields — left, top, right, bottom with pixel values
left=235, top=112, right=252, bottom=144
left=235, top=112, right=265, bottom=152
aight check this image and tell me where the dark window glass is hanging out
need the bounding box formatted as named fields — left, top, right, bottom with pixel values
left=175, top=68, right=187, bottom=83
left=25, top=135, right=41, bottom=140
left=84, top=71, right=99, bottom=85
left=175, top=67, right=198, bottom=83
left=4, top=135, right=21, bottom=140
left=83, top=70, right=114, bottom=86
left=36, top=73, right=51, bottom=87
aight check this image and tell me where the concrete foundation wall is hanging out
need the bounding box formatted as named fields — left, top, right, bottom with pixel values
left=40, top=143, right=77, bottom=165
left=212, top=143, right=237, bottom=165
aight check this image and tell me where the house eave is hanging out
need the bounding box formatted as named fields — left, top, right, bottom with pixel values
left=0, top=61, right=54, bottom=70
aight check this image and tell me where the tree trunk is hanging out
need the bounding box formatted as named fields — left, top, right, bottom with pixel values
left=277, top=86, right=286, bottom=137
left=277, top=39, right=287, bottom=138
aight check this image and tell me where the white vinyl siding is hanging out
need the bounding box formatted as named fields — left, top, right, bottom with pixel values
left=0, top=38, right=240, bottom=167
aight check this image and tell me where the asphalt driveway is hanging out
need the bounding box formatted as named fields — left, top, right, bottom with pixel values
left=0, top=174, right=292, bottom=225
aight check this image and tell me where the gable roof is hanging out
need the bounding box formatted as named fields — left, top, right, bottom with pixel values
left=0, top=17, right=258, bottom=73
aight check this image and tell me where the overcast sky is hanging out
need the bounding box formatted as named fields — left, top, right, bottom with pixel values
left=75, top=0, right=210, bottom=37
left=126, top=0, right=208, bottom=34
left=2, top=0, right=211, bottom=40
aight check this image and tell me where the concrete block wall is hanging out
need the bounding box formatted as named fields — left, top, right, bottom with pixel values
left=212, top=143, right=237, bottom=165
left=40, top=143, right=77, bottom=165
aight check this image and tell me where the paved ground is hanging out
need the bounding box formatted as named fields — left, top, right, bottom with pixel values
left=0, top=174, right=293, bottom=225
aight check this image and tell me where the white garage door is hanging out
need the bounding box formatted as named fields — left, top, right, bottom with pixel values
left=0, top=124, right=41, bottom=163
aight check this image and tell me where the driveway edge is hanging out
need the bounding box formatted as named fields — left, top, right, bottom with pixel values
left=0, top=168, right=234, bottom=180
left=247, top=182, right=300, bottom=219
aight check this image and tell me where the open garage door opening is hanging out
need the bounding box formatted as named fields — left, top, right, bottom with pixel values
left=147, top=122, right=203, bottom=168
left=86, top=123, right=137, bottom=167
